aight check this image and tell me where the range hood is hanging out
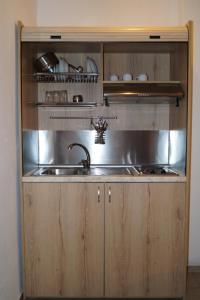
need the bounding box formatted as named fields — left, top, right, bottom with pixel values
left=103, top=81, right=184, bottom=105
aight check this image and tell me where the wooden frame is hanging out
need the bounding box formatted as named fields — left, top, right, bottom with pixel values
left=19, top=22, right=193, bottom=300
left=184, top=20, right=193, bottom=300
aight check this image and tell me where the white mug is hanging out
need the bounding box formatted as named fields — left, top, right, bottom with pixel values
left=110, top=74, right=119, bottom=81
left=136, top=73, right=148, bottom=81
left=123, top=73, right=132, bottom=81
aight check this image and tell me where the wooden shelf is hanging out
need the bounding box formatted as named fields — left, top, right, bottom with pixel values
left=103, top=80, right=181, bottom=84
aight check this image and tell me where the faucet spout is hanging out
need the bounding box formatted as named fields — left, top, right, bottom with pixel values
left=68, top=143, right=91, bottom=169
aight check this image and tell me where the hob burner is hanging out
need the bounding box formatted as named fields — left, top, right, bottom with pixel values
left=135, top=166, right=179, bottom=176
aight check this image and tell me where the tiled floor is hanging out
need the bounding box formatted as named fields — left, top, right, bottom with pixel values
left=186, top=271, right=200, bottom=300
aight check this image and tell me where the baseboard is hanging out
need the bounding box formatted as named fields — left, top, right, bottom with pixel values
left=188, top=265, right=200, bottom=272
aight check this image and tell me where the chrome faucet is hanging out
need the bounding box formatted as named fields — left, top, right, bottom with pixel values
left=68, top=143, right=91, bottom=169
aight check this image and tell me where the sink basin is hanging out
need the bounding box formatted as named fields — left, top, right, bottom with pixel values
left=41, top=168, right=78, bottom=176
left=35, top=166, right=135, bottom=176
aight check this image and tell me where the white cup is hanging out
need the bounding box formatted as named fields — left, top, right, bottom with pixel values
left=110, top=74, right=119, bottom=81
left=135, top=73, right=148, bottom=81
left=123, top=73, right=132, bottom=81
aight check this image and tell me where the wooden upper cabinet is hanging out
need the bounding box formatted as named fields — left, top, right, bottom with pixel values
left=23, top=182, right=104, bottom=298
left=105, top=183, right=186, bottom=298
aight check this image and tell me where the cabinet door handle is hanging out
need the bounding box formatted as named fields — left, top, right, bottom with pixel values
left=97, top=186, right=100, bottom=203
left=108, top=187, right=111, bottom=203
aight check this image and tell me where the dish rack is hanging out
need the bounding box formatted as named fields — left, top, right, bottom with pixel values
left=33, top=72, right=99, bottom=83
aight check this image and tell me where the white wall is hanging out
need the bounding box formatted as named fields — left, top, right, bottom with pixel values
left=37, top=0, right=181, bottom=26
left=0, top=1, right=36, bottom=299
left=36, top=0, right=200, bottom=265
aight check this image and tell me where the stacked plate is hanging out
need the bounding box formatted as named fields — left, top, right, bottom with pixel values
left=86, top=57, right=98, bottom=73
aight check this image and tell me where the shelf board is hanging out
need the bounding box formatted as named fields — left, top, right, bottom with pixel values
left=103, top=80, right=181, bottom=84
left=36, top=102, right=97, bottom=108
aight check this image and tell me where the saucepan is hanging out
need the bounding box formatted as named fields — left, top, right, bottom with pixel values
left=34, top=52, right=59, bottom=73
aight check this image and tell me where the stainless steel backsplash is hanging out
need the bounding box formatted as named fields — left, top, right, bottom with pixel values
left=23, top=130, right=186, bottom=173
left=23, top=130, right=39, bottom=174
left=23, top=130, right=186, bottom=174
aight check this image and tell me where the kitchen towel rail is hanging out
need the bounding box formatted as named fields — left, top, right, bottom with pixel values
left=50, top=116, right=118, bottom=120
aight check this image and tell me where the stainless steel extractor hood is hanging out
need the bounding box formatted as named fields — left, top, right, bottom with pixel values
left=103, top=82, right=184, bottom=101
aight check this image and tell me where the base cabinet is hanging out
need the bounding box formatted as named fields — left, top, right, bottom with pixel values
left=23, top=182, right=186, bottom=298
left=105, top=183, right=186, bottom=298
left=23, top=183, right=104, bottom=297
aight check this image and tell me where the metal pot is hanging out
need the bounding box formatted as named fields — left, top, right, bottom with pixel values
left=34, top=52, right=59, bottom=73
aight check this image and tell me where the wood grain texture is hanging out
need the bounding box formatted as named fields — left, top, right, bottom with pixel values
left=22, top=175, right=187, bottom=183
left=37, top=103, right=170, bottom=130
left=105, top=183, right=148, bottom=297
left=105, top=183, right=186, bottom=298
left=23, top=182, right=104, bottom=298
left=37, top=45, right=178, bottom=131
left=104, top=52, right=170, bottom=81
left=21, top=43, right=38, bottom=129
left=184, top=20, right=194, bottom=300
left=59, top=183, right=104, bottom=297
left=21, top=26, right=188, bottom=42
left=169, top=42, right=188, bottom=129
left=22, top=38, right=189, bottom=131
left=23, top=183, right=61, bottom=297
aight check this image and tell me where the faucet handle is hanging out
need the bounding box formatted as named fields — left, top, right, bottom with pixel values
left=81, top=159, right=90, bottom=169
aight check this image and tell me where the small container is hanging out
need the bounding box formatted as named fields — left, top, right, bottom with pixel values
left=135, top=73, right=148, bottom=81
left=110, top=74, right=119, bottom=81
left=73, top=95, right=83, bottom=103
left=123, top=73, right=132, bottom=81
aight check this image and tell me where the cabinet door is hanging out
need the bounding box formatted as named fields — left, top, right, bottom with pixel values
left=105, top=183, right=186, bottom=298
left=60, top=183, right=104, bottom=297
left=23, top=182, right=104, bottom=298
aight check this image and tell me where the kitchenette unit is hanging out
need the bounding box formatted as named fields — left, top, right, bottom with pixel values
left=18, top=22, right=193, bottom=299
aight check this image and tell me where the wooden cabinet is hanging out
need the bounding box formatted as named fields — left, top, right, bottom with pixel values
left=23, top=183, right=104, bottom=297
left=105, top=183, right=186, bottom=298
left=23, top=182, right=186, bottom=298
left=21, top=39, right=188, bottom=132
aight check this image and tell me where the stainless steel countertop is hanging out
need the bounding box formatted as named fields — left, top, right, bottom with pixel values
left=22, top=165, right=186, bottom=183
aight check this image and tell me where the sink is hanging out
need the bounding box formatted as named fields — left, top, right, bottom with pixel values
left=41, top=168, right=78, bottom=176
left=35, top=166, right=135, bottom=176
left=32, top=165, right=180, bottom=177
left=83, top=167, right=134, bottom=176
